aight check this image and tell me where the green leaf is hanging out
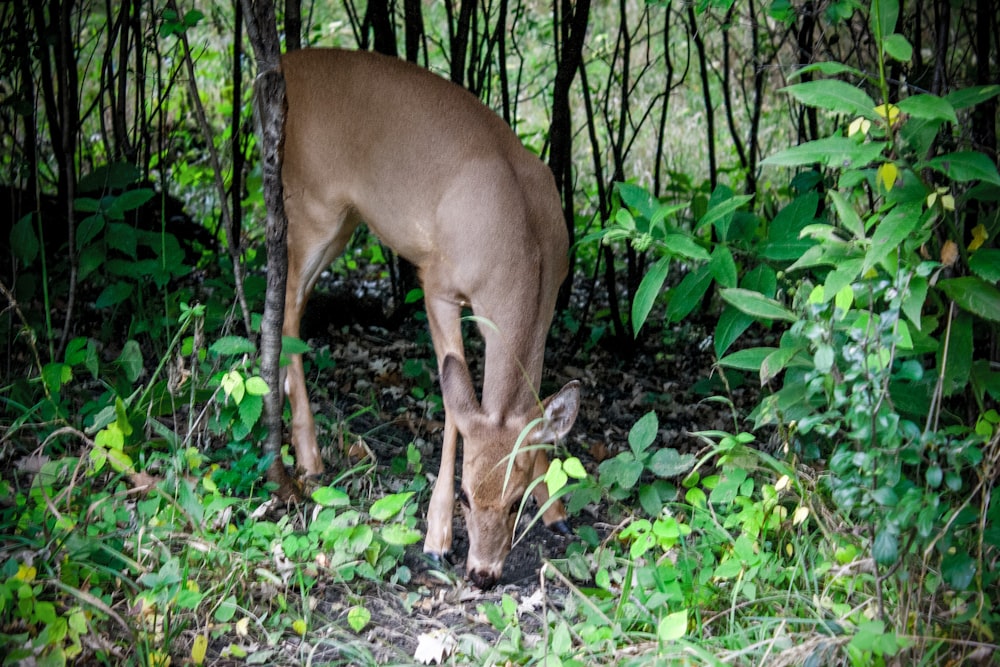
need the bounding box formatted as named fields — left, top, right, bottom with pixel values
left=370, top=492, right=415, bottom=521
left=863, top=203, right=924, bottom=274
left=788, top=62, right=865, bottom=80
left=719, top=288, right=796, bottom=322
left=210, top=336, right=257, bottom=356
left=718, top=347, right=775, bottom=371
left=632, top=256, right=671, bottom=336
left=939, top=311, right=972, bottom=396
left=10, top=214, right=39, bottom=266
left=281, top=336, right=311, bottom=355
left=238, top=393, right=263, bottom=429
left=969, top=250, right=1000, bottom=282
left=938, top=276, right=1000, bottom=322
left=648, top=448, right=696, bottom=478
left=657, top=609, right=688, bottom=641
left=629, top=411, right=659, bottom=456
left=665, top=263, right=713, bottom=323
left=941, top=552, right=976, bottom=590
left=781, top=80, right=878, bottom=119
left=617, top=182, right=657, bottom=220
left=76, top=214, right=106, bottom=251
left=761, top=137, right=886, bottom=169
left=108, top=188, right=155, bottom=216
left=244, top=376, right=270, bottom=396
left=870, top=0, right=898, bottom=41
left=761, top=345, right=806, bottom=384
left=311, top=486, right=350, bottom=507
left=926, top=151, right=1000, bottom=186
left=347, top=605, right=371, bottom=633
left=709, top=245, right=737, bottom=289
left=379, top=524, right=422, bottom=546
left=214, top=595, right=238, bottom=623
left=895, top=94, right=957, bottom=124
left=599, top=455, right=644, bottom=491
left=545, top=459, right=569, bottom=496
left=944, top=84, right=1000, bottom=110
left=873, top=526, right=899, bottom=565
left=695, top=193, right=754, bottom=236
left=117, top=340, right=143, bottom=383
left=883, top=33, right=912, bottom=62
left=661, top=233, right=711, bottom=261
left=562, top=456, right=587, bottom=479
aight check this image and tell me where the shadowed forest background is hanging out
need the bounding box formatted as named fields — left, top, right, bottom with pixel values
left=1, top=0, right=999, bottom=664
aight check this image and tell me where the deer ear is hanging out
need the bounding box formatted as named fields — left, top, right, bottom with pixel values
left=440, top=354, right=485, bottom=428
left=532, top=380, right=581, bottom=443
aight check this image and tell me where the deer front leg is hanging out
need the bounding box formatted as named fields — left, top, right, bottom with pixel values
left=284, top=352, right=324, bottom=476
left=424, top=417, right=458, bottom=558
left=530, top=448, right=570, bottom=534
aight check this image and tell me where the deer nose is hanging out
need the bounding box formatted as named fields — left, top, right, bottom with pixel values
left=468, top=568, right=499, bottom=590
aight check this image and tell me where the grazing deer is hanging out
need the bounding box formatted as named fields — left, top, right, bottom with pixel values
left=276, top=48, right=580, bottom=589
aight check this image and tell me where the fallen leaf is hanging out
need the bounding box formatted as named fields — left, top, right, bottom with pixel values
left=414, top=629, right=456, bottom=664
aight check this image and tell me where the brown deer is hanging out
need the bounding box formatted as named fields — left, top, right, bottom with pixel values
left=276, top=49, right=580, bottom=589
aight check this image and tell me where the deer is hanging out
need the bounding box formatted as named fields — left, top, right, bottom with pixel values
left=274, top=48, right=581, bottom=589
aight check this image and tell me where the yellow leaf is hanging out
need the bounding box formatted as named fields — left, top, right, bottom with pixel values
left=969, top=224, right=988, bottom=251
left=14, top=564, right=36, bottom=582
left=874, top=103, right=900, bottom=125
left=292, top=619, right=307, bottom=636
left=191, top=635, right=208, bottom=666
left=877, top=162, right=898, bottom=191
left=926, top=191, right=938, bottom=208
left=775, top=475, right=790, bottom=492
left=785, top=542, right=794, bottom=557
left=236, top=617, right=250, bottom=637
left=941, top=194, right=955, bottom=211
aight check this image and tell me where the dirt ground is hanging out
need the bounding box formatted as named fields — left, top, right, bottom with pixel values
left=281, top=272, right=756, bottom=663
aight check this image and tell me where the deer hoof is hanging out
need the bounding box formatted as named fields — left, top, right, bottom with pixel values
left=468, top=568, right=499, bottom=590
left=549, top=519, right=572, bottom=536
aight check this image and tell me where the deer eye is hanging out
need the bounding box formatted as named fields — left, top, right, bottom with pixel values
left=458, top=488, right=470, bottom=508
left=508, top=500, right=520, bottom=516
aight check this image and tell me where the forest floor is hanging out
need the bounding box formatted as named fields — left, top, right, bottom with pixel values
left=268, top=270, right=765, bottom=664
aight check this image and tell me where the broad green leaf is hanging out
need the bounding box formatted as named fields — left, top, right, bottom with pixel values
left=939, top=311, right=972, bottom=396
left=10, top=214, right=39, bottom=266
left=883, top=33, right=912, bottom=62
left=970, top=249, right=1000, bottom=282
left=562, top=456, right=587, bottom=479
left=244, top=376, right=270, bottom=396
left=281, top=335, right=311, bottom=355
left=648, top=448, right=695, bottom=478
left=761, top=137, right=886, bottom=169
left=312, top=486, right=350, bottom=507
left=719, top=288, right=796, bottom=322
left=718, top=347, right=775, bottom=371
left=787, top=239, right=861, bottom=273
left=632, top=256, right=671, bottom=336
left=901, top=274, right=928, bottom=328
left=788, top=62, right=864, bottom=80
left=695, top=193, right=753, bottom=235
left=117, top=340, right=143, bottom=383
left=545, top=459, right=569, bottom=496
left=629, top=411, right=659, bottom=456
left=238, top=394, right=263, bottom=429
left=665, top=263, right=713, bottom=323
left=938, top=276, right=1000, bottom=322
left=870, top=0, right=898, bottom=42
left=76, top=214, right=106, bottom=251
left=781, top=80, right=879, bottom=119
left=944, top=84, right=1000, bottom=110
left=661, top=233, right=711, bottom=261
left=370, top=492, right=415, bottom=521
left=347, top=606, right=371, bottom=633
left=829, top=190, right=864, bottom=238
left=863, top=203, right=924, bottom=274
left=761, top=346, right=806, bottom=384
left=926, top=151, right=1000, bottom=186
left=657, top=609, right=688, bottom=641
left=896, top=94, right=957, bottom=124
left=709, top=245, right=737, bottom=288
left=873, top=526, right=899, bottom=565
left=380, top=524, right=422, bottom=546
left=616, top=182, right=657, bottom=220
left=108, top=188, right=155, bottom=216
left=941, top=552, right=976, bottom=590
left=210, top=335, right=257, bottom=356
left=599, top=455, right=644, bottom=491
left=715, top=305, right=752, bottom=358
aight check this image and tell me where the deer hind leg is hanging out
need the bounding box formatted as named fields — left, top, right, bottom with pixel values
left=422, top=294, right=465, bottom=558
left=281, top=200, right=359, bottom=478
